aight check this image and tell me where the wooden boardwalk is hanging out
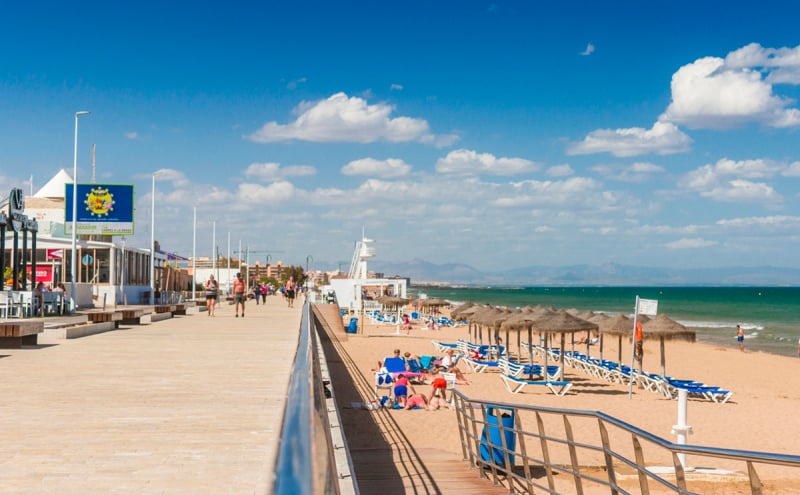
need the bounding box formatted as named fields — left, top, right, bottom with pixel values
left=314, top=304, right=509, bottom=495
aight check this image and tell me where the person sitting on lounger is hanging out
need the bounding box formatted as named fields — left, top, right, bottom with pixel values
left=431, top=349, right=469, bottom=383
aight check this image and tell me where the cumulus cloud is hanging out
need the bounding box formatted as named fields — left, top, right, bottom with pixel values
left=435, top=149, right=540, bottom=176
left=593, top=161, right=665, bottom=182
left=125, top=131, right=139, bottom=140
left=286, top=77, right=307, bottom=90
left=244, top=92, right=458, bottom=146
left=546, top=164, right=574, bottom=177
left=236, top=181, right=297, bottom=205
left=580, top=43, right=595, bottom=56
left=665, top=238, right=717, bottom=249
left=567, top=122, right=692, bottom=157
left=244, top=162, right=316, bottom=182
left=390, top=83, right=403, bottom=91
left=341, top=157, right=412, bottom=178
left=661, top=43, right=800, bottom=129
left=682, top=158, right=783, bottom=203
left=717, top=215, right=800, bottom=228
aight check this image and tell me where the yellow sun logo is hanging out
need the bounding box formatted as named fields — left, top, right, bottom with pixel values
left=84, top=187, right=115, bottom=217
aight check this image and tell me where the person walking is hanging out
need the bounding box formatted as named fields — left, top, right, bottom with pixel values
left=233, top=272, right=246, bottom=317
left=204, top=274, right=219, bottom=316
left=285, top=276, right=296, bottom=308
left=252, top=281, right=260, bottom=305
left=737, top=324, right=745, bottom=352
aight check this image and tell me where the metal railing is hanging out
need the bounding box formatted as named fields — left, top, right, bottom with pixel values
left=452, top=390, right=800, bottom=494
left=273, top=302, right=358, bottom=495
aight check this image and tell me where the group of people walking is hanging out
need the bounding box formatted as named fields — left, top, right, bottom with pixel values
left=203, top=273, right=300, bottom=316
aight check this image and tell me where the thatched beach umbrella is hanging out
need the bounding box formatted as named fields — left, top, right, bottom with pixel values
left=500, top=309, right=553, bottom=364
left=450, top=301, right=475, bottom=320
left=588, top=313, right=610, bottom=360
left=458, top=304, right=488, bottom=343
left=599, top=314, right=634, bottom=364
left=421, top=297, right=449, bottom=307
left=530, top=310, right=599, bottom=381
left=643, top=314, right=696, bottom=377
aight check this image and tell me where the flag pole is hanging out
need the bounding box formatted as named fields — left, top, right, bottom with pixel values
left=628, top=295, right=640, bottom=399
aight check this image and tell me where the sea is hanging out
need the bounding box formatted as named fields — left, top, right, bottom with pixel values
left=410, top=286, right=800, bottom=358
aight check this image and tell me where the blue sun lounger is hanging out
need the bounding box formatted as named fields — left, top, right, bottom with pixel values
left=500, top=373, right=572, bottom=396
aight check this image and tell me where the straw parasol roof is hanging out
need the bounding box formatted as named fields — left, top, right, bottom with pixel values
left=643, top=314, right=696, bottom=377
left=377, top=295, right=410, bottom=309
left=421, top=298, right=450, bottom=307
left=530, top=310, right=598, bottom=334
left=450, top=301, right=476, bottom=319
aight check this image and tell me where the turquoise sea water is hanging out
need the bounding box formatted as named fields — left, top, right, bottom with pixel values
left=411, top=286, right=800, bottom=358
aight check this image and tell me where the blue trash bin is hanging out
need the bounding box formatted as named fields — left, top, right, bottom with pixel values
left=347, top=317, right=358, bottom=334
left=480, top=406, right=516, bottom=465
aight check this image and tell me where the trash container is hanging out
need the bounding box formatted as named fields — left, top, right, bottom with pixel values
left=347, top=317, right=358, bottom=334
left=479, top=406, right=516, bottom=465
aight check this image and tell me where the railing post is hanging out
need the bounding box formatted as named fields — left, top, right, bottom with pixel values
left=536, top=411, right=556, bottom=492
left=514, top=410, right=534, bottom=495
left=563, top=415, right=584, bottom=495
left=597, top=419, right=619, bottom=495
left=631, top=434, right=650, bottom=495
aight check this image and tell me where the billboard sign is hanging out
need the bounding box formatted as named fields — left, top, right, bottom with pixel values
left=26, top=264, right=54, bottom=283
left=65, top=184, right=134, bottom=236
left=47, top=248, right=64, bottom=260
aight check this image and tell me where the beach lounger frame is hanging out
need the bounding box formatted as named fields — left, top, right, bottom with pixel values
left=500, top=373, right=573, bottom=396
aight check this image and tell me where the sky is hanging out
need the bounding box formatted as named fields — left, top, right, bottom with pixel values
left=2, top=1, right=800, bottom=273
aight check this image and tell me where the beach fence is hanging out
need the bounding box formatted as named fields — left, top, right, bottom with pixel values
left=453, top=390, right=800, bottom=494
left=273, top=302, right=359, bottom=495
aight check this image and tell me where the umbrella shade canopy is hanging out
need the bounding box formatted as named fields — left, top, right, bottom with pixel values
left=577, top=310, right=596, bottom=321
left=450, top=301, right=476, bottom=319
left=421, top=298, right=450, bottom=307
left=530, top=310, right=599, bottom=334
left=642, top=314, right=695, bottom=342
left=598, top=314, right=633, bottom=336
left=377, top=296, right=410, bottom=308
left=499, top=309, right=553, bottom=331
left=642, top=314, right=696, bottom=376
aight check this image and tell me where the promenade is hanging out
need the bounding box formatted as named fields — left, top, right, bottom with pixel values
left=0, top=295, right=302, bottom=495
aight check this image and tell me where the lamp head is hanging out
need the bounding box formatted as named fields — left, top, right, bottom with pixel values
left=76, top=111, right=91, bottom=117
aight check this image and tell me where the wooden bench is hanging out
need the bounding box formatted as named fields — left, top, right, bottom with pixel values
left=0, top=321, right=45, bottom=348
left=174, top=303, right=187, bottom=315
left=154, top=305, right=176, bottom=314
left=86, top=311, right=124, bottom=329
left=117, top=309, right=146, bottom=325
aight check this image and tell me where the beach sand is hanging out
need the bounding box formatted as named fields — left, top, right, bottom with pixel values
left=318, top=305, right=800, bottom=494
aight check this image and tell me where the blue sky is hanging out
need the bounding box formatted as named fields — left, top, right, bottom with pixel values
left=2, top=1, right=800, bottom=272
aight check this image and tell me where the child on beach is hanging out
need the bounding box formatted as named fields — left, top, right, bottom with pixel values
left=737, top=325, right=745, bottom=352
left=393, top=374, right=414, bottom=407
left=428, top=380, right=453, bottom=411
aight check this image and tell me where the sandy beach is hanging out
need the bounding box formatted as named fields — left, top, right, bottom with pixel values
left=319, top=304, right=800, bottom=494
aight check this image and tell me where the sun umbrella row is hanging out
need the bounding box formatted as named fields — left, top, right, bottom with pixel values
left=449, top=301, right=695, bottom=377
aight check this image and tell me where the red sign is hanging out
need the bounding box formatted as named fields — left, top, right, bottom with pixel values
left=47, top=248, right=64, bottom=260
left=25, top=265, right=54, bottom=283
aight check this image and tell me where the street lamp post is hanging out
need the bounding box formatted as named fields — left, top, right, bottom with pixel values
left=305, top=255, right=313, bottom=289
left=70, top=110, right=90, bottom=311
left=149, top=171, right=161, bottom=305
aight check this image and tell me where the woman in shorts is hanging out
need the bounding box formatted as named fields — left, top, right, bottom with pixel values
left=393, top=374, right=414, bottom=408
left=204, top=274, right=219, bottom=316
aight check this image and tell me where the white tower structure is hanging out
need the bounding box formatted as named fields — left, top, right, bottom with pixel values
left=347, top=231, right=376, bottom=279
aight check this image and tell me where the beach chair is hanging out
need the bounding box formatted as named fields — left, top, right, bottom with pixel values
left=499, top=373, right=572, bottom=397
left=463, top=356, right=501, bottom=373
left=431, top=340, right=458, bottom=353
left=442, top=371, right=457, bottom=403
left=375, top=371, right=393, bottom=399
left=383, top=357, right=424, bottom=380
left=419, top=355, right=437, bottom=370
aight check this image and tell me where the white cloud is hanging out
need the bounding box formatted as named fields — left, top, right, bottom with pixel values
left=341, top=157, right=412, bottom=178
left=593, top=161, right=665, bottom=182
left=665, top=238, right=717, bottom=249
left=782, top=161, right=800, bottom=176
left=244, top=162, right=316, bottom=182
left=286, top=77, right=307, bottom=90
left=244, top=92, right=458, bottom=146
left=236, top=181, right=297, bottom=205
left=390, top=83, right=404, bottom=91
left=546, top=164, right=574, bottom=177
left=661, top=44, right=800, bottom=129
left=580, top=43, right=595, bottom=56
left=717, top=215, right=800, bottom=228
left=567, top=122, right=692, bottom=157
left=435, top=149, right=540, bottom=176
left=682, top=158, right=784, bottom=204
left=125, top=131, right=139, bottom=140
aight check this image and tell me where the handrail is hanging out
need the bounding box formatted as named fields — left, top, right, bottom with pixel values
left=452, top=390, right=800, bottom=494
left=273, top=301, right=358, bottom=495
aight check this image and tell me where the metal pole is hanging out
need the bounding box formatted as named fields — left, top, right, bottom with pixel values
left=149, top=172, right=157, bottom=305
left=628, top=296, right=640, bottom=399
left=70, top=111, right=90, bottom=311
left=226, top=231, right=230, bottom=296
left=192, top=206, right=196, bottom=301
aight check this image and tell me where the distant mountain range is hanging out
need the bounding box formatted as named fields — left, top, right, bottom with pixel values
left=356, top=259, right=800, bottom=286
